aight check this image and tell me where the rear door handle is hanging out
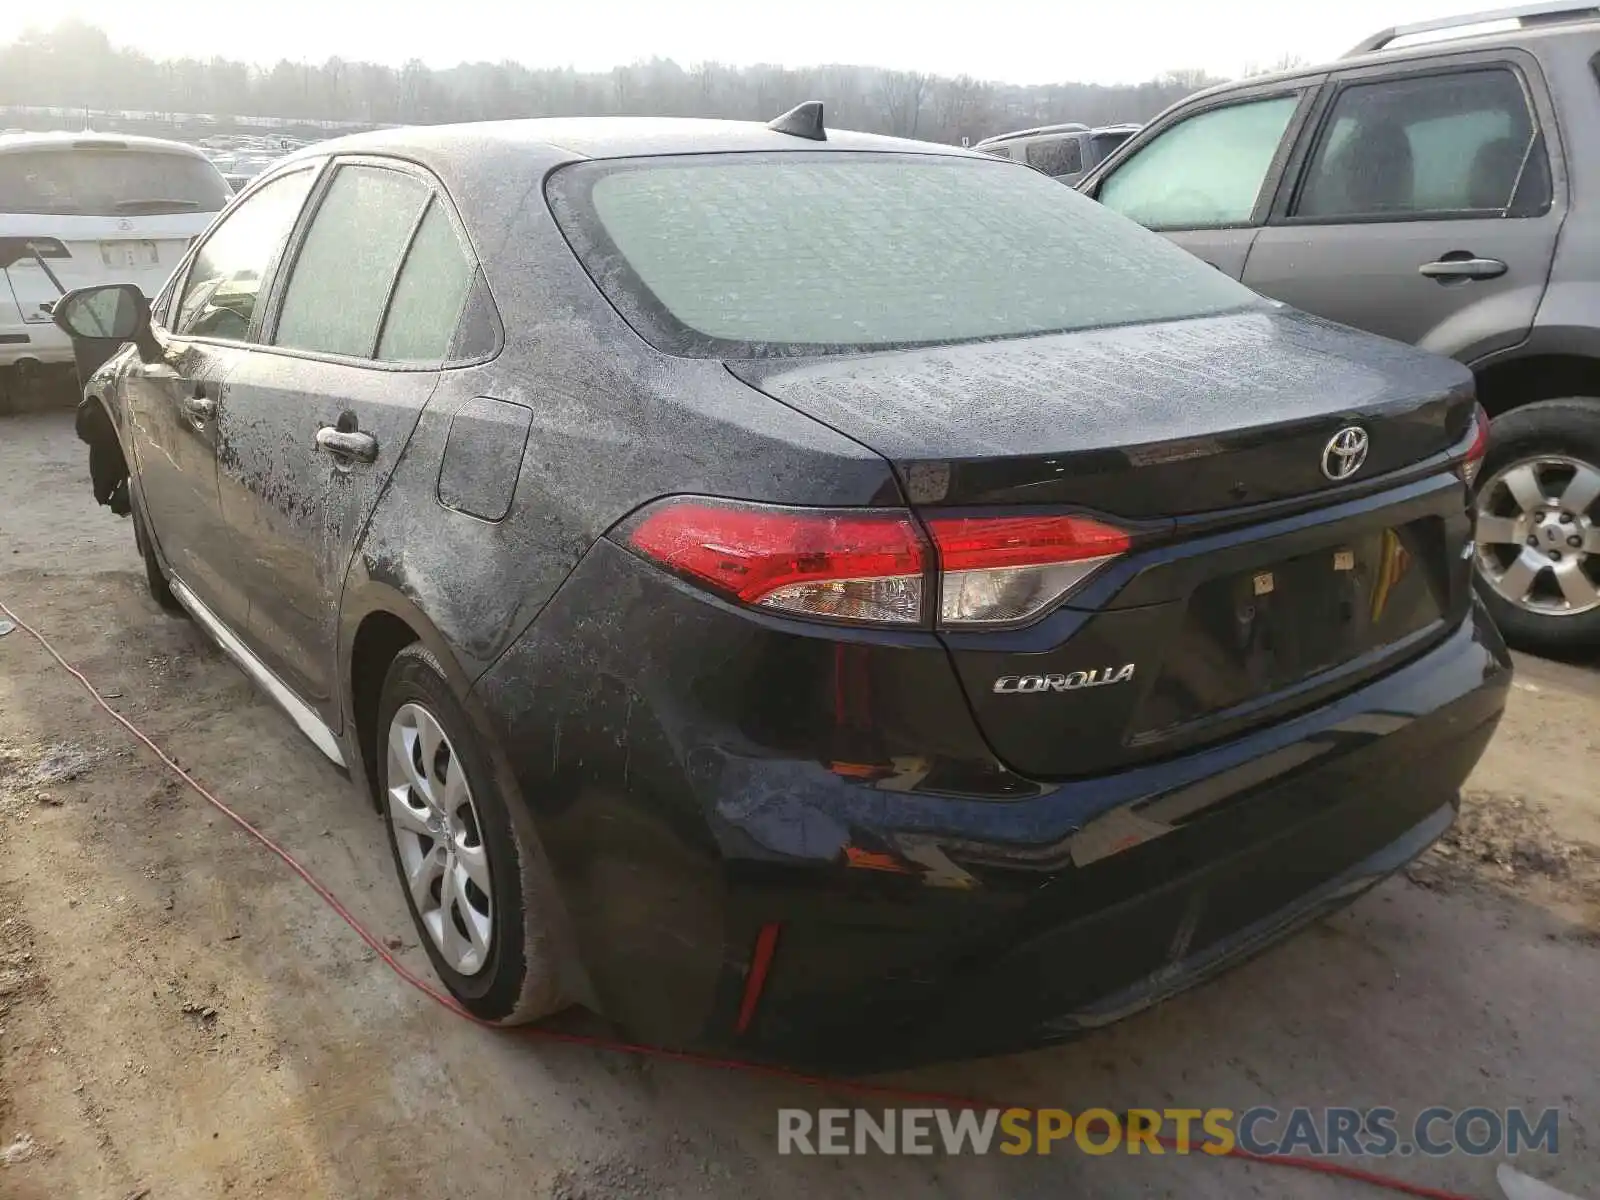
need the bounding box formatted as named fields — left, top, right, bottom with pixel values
left=315, top=426, right=378, bottom=464
left=1419, top=256, right=1507, bottom=281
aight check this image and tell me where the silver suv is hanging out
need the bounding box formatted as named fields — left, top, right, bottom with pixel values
left=1078, top=1, right=1600, bottom=654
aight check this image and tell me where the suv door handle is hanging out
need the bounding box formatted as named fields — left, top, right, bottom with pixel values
left=180, top=392, right=216, bottom=422
left=315, top=426, right=378, bottom=464
left=1419, top=256, right=1507, bottom=281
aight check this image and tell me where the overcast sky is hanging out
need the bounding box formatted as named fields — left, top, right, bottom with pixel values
left=46, top=0, right=1503, bottom=85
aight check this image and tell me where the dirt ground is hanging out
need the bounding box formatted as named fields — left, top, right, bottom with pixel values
left=0, top=409, right=1597, bottom=1200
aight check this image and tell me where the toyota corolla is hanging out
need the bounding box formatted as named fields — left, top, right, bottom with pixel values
left=54, top=106, right=1508, bottom=1068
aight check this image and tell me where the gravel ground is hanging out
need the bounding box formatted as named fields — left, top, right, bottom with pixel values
left=0, top=410, right=1596, bottom=1199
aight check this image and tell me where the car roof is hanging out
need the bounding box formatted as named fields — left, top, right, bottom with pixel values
left=248, top=116, right=1004, bottom=298
left=0, top=130, right=215, bottom=160
left=1180, top=8, right=1600, bottom=104
left=287, top=116, right=983, bottom=165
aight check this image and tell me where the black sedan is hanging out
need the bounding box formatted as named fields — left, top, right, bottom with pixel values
left=55, top=105, right=1508, bottom=1069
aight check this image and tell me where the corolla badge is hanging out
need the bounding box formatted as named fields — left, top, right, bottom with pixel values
left=1321, top=426, right=1370, bottom=481
left=993, top=665, right=1136, bottom=694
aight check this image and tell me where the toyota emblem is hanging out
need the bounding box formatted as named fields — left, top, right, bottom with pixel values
left=1321, top=426, right=1370, bottom=481
left=116, top=218, right=133, bottom=231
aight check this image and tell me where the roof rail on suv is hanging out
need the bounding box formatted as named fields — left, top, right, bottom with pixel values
left=1346, top=1, right=1600, bottom=55
left=975, top=122, right=1088, bottom=146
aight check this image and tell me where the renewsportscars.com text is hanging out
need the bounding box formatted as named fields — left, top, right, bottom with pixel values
left=776, top=1106, right=1562, bottom=1157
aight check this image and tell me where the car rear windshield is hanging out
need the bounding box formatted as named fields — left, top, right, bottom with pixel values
left=546, top=152, right=1260, bottom=358
left=0, top=148, right=232, bottom=216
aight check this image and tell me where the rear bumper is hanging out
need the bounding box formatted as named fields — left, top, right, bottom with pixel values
left=1022, top=798, right=1455, bottom=1037
left=743, top=614, right=1504, bottom=1069
left=476, top=540, right=1510, bottom=1069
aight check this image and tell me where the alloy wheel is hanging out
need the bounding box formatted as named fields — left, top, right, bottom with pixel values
left=386, top=702, right=494, bottom=975
left=1474, top=455, right=1600, bottom=618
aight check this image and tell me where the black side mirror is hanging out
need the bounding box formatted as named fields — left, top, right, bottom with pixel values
left=52, top=283, right=150, bottom=342
left=52, top=284, right=161, bottom=377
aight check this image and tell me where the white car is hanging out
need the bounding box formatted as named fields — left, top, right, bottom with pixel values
left=1, top=131, right=230, bottom=375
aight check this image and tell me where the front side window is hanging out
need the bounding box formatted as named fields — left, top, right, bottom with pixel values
left=272, top=164, right=429, bottom=358
left=1293, top=68, right=1547, bottom=219
left=1026, top=136, right=1084, bottom=178
left=0, top=147, right=232, bottom=216
left=547, top=152, right=1262, bottom=357
left=171, top=168, right=316, bottom=341
left=1097, top=96, right=1300, bottom=229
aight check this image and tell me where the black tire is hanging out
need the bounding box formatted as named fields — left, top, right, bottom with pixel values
left=130, top=487, right=184, bottom=614
left=1473, top=398, right=1600, bottom=655
left=376, top=644, right=572, bottom=1024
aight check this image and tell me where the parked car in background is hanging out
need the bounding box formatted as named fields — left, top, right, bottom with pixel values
left=0, top=131, right=230, bottom=392
left=54, top=107, right=1505, bottom=1068
left=975, top=121, right=1140, bottom=183
left=1077, top=1, right=1600, bottom=654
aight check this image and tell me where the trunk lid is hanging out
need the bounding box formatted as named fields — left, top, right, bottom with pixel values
left=728, top=309, right=1474, bottom=515
left=729, top=309, right=1479, bottom=779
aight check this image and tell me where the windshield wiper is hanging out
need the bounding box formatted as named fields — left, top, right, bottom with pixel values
left=114, top=198, right=204, bottom=211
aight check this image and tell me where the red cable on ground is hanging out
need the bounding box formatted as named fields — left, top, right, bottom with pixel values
left=0, top=599, right=1486, bottom=1200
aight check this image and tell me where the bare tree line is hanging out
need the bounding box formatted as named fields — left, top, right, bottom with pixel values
left=0, top=21, right=1231, bottom=145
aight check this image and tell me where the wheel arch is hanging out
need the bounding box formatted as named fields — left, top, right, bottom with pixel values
left=1473, top=351, right=1600, bottom=419
left=339, top=578, right=604, bottom=1015
left=339, top=579, right=481, bottom=810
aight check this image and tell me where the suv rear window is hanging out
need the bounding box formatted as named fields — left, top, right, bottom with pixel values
left=547, top=153, right=1260, bottom=357
left=0, top=147, right=232, bottom=216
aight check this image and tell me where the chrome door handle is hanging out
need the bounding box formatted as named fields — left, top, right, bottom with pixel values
left=180, top=393, right=215, bottom=422
left=1418, top=256, right=1507, bottom=281
left=315, top=426, right=378, bottom=464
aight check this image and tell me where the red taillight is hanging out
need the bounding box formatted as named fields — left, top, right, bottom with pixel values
left=926, top=513, right=1130, bottom=627
left=1459, top=403, right=1490, bottom=487
left=624, top=497, right=927, bottom=625
left=621, top=499, right=1130, bottom=629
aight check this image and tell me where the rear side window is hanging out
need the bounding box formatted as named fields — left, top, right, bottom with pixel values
left=1293, top=68, right=1548, bottom=218
left=1026, top=137, right=1084, bottom=177
left=547, top=152, right=1261, bottom=357
left=981, top=144, right=1013, bottom=160
left=0, top=147, right=231, bottom=216
left=1097, top=96, right=1299, bottom=228
left=273, top=165, right=428, bottom=358
left=171, top=169, right=316, bottom=341
left=377, top=200, right=475, bottom=362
